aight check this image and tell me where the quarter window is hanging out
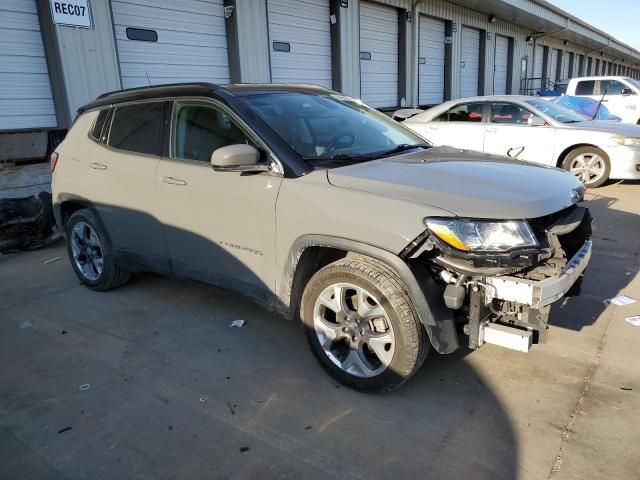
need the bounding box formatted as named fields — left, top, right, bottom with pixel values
left=575, top=80, right=595, bottom=95
left=490, top=102, right=532, bottom=125
left=108, top=102, right=165, bottom=155
left=172, top=102, right=249, bottom=162
left=435, top=102, right=485, bottom=122
left=90, top=108, right=109, bottom=141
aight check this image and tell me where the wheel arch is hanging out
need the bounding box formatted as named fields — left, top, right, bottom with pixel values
left=556, top=143, right=605, bottom=168
left=55, top=195, right=111, bottom=244
left=282, top=235, right=459, bottom=354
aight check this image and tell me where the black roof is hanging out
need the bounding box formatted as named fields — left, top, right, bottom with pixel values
left=77, top=82, right=335, bottom=114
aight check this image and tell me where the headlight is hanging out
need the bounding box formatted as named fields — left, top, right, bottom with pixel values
left=614, top=136, right=640, bottom=147
left=424, top=218, right=538, bottom=252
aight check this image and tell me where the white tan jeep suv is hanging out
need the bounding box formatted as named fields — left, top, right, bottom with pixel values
left=52, top=83, right=592, bottom=392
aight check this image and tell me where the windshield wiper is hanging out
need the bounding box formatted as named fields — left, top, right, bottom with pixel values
left=302, top=153, right=370, bottom=163
left=368, top=143, right=431, bottom=159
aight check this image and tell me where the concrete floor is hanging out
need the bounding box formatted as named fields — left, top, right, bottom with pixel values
left=1, top=182, right=639, bottom=480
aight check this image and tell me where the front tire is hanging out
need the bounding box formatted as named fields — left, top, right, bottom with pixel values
left=65, top=209, right=130, bottom=291
left=562, top=146, right=610, bottom=188
left=300, top=255, right=429, bottom=393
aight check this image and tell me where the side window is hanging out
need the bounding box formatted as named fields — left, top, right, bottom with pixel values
left=575, top=80, right=595, bottom=95
left=490, top=102, right=532, bottom=125
left=90, top=108, right=110, bottom=142
left=599, top=80, right=625, bottom=95
left=172, top=102, right=249, bottom=162
left=108, top=102, right=165, bottom=155
left=434, top=102, right=484, bottom=122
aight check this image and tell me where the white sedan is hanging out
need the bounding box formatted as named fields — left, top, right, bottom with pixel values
left=399, top=95, right=640, bottom=187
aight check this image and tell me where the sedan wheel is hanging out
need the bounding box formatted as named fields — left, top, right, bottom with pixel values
left=563, top=146, right=610, bottom=188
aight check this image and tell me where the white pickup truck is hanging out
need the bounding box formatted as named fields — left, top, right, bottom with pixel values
left=565, top=76, right=640, bottom=124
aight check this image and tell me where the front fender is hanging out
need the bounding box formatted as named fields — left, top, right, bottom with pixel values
left=281, top=234, right=458, bottom=354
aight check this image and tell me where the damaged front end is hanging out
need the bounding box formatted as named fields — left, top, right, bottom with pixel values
left=403, top=205, right=593, bottom=352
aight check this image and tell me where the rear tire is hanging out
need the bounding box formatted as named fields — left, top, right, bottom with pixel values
left=300, top=255, right=428, bottom=393
left=562, top=146, right=610, bottom=188
left=65, top=209, right=130, bottom=291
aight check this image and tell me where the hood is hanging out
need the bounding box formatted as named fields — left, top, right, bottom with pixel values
left=566, top=120, right=640, bottom=137
left=327, top=146, right=584, bottom=219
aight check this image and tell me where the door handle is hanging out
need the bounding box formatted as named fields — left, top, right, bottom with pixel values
left=486, top=127, right=497, bottom=133
left=507, top=146, right=525, bottom=158
left=90, top=162, right=107, bottom=170
left=161, top=176, right=187, bottom=186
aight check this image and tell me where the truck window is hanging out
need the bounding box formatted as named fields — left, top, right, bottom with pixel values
left=599, top=80, right=626, bottom=95
left=575, top=80, right=595, bottom=95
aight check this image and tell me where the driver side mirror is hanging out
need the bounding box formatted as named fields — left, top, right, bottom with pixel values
left=528, top=115, right=546, bottom=127
left=621, top=87, right=634, bottom=96
left=211, top=144, right=270, bottom=173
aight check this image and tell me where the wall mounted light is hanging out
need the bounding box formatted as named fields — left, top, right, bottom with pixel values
left=489, top=15, right=496, bottom=23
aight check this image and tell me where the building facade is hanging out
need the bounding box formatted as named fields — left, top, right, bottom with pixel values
left=2, top=0, right=640, bottom=136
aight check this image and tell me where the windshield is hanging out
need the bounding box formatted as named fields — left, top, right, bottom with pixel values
left=525, top=98, right=586, bottom=123
left=625, top=77, right=640, bottom=91
left=241, top=92, right=429, bottom=166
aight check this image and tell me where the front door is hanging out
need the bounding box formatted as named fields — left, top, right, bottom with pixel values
left=483, top=101, right=556, bottom=165
left=156, top=100, right=283, bottom=297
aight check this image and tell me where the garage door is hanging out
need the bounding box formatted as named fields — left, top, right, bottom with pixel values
left=561, top=52, right=569, bottom=81
left=533, top=45, right=544, bottom=79
left=0, top=0, right=56, bottom=129
left=360, top=2, right=398, bottom=108
left=493, top=34, right=509, bottom=95
left=548, top=48, right=558, bottom=83
left=460, top=26, right=480, bottom=98
left=111, top=0, right=229, bottom=89
left=418, top=16, right=445, bottom=106
left=267, top=0, right=331, bottom=88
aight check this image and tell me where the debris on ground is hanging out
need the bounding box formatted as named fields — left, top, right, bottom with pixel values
left=607, top=295, right=637, bottom=306
left=19, top=321, right=32, bottom=329
left=57, top=427, right=72, bottom=434
left=44, top=256, right=61, bottom=264
left=239, top=446, right=250, bottom=453
left=229, top=319, right=245, bottom=328
left=625, top=316, right=640, bottom=327
left=227, top=401, right=236, bottom=415
left=199, top=396, right=208, bottom=403
left=620, top=386, right=633, bottom=391
left=0, top=192, right=58, bottom=253
left=78, top=384, right=91, bottom=391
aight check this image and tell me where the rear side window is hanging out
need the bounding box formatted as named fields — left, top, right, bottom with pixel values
left=490, top=102, right=532, bottom=124
left=434, top=102, right=485, bottom=122
left=108, top=102, right=165, bottom=155
left=575, top=80, right=595, bottom=95
left=90, top=109, right=109, bottom=141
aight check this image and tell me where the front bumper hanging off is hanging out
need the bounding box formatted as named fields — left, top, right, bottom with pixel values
left=484, top=238, right=592, bottom=309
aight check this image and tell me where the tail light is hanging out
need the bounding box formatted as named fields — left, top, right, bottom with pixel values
left=50, top=152, right=59, bottom=173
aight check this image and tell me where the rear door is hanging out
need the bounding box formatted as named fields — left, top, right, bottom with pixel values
left=425, top=101, right=486, bottom=151
left=94, top=101, right=168, bottom=267
left=156, top=100, right=282, bottom=295
left=598, top=79, right=638, bottom=122
left=483, top=101, right=556, bottom=165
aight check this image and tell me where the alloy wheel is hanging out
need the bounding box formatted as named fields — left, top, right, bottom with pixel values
left=70, top=221, right=104, bottom=281
left=569, top=153, right=606, bottom=186
left=312, top=282, right=395, bottom=378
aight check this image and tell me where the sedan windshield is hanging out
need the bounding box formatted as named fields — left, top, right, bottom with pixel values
left=525, top=98, right=586, bottom=123
left=241, top=92, right=429, bottom=166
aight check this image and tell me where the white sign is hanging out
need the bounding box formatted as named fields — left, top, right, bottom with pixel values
left=49, top=0, right=92, bottom=28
